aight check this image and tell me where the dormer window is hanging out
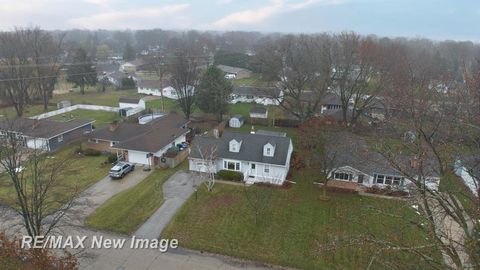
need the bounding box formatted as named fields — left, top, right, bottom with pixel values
left=263, top=142, right=275, bottom=157
left=229, top=139, right=242, bottom=152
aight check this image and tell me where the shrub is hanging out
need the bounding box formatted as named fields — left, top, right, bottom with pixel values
left=83, top=148, right=101, bottom=156
left=107, top=153, right=117, bottom=163
left=217, top=170, right=244, bottom=182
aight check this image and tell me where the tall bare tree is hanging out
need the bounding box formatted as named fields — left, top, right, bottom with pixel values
left=0, top=28, right=36, bottom=116
left=331, top=32, right=390, bottom=125
left=31, top=28, right=65, bottom=110
left=169, top=50, right=202, bottom=119
left=0, top=120, right=78, bottom=238
left=256, top=34, right=334, bottom=122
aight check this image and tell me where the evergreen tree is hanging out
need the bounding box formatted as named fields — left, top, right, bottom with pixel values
left=66, top=47, right=97, bottom=95
left=197, top=66, right=233, bottom=122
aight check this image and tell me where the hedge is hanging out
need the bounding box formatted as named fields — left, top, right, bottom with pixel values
left=217, top=170, right=244, bottom=182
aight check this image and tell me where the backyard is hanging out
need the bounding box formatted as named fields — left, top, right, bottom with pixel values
left=48, top=109, right=121, bottom=128
left=0, top=144, right=110, bottom=210
left=162, top=174, right=441, bottom=270
left=85, top=162, right=187, bottom=234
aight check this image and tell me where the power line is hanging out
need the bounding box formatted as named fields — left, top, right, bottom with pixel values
left=0, top=71, right=98, bottom=82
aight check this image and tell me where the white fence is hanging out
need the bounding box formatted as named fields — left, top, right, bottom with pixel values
left=30, top=104, right=120, bottom=120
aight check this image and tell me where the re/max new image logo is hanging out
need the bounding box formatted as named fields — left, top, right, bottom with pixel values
left=21, top=235, right=179, bottom=252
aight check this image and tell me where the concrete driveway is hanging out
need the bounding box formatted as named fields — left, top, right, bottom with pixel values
left=65, top=167, right=153, bottom=225
left=134, top=171, right=201, bottom=239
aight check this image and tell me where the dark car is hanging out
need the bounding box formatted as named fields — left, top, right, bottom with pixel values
left=109, top=162, right=135, bottom=179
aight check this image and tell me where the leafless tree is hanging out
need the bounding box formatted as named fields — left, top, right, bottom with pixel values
left=151, top=55, right=169, bottom=111
left=193, top=144, right=218, bottom=192
left=255, top=34, right=334, bottom=122
left=243, top=182, right=274, bottom=225
left=297, top=117, right=345, bottom=200
left=367, top=48, right=480, bottom=269
left=0, top=28, right=36, bottom=116
left=331, top=32, right=391, bottom=125
left=0, top=120, right=78, bottom=238
left=30, top=28, right=65, bottom=111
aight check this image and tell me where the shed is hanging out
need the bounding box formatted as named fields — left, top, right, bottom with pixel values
left=229, top=115, right=244, bottom=128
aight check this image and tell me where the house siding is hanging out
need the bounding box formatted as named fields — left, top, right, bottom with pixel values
left=47, top=123, right=93, bottom=151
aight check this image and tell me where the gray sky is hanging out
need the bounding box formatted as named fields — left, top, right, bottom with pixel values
left=0, top=0, right=478, bottom=41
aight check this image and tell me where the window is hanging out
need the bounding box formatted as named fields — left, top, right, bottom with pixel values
left=264, top=165, right=270, bottom=174
left=224, top=161, right=240, bottom=171
left=334, top=172, right=352, bottom=181
left=375, top=174, right=404, bottom=186
left=385, top=176, right=393, bottom=185
left=57, top=135, right=64, bottom=142
left=375, top=174, right=385, bottom=184
left=266, top=148, right=271, bottom=155
left=251, top=163, right=256, bottom=169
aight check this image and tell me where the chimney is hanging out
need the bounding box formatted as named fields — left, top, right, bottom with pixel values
left=250, top=125, right=255, bottom=134
left=410, top=155, right=418, bottom=169
left=108, top=121, right=119, bottom=132
left=32, top=119, right=39, bottom=130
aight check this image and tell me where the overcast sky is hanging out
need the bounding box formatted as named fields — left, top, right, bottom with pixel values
left=0, top=0, right=479, bottom=41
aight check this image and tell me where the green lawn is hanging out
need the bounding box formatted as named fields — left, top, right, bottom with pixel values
left=145, top=98, right=182, bottom=112
left=163, top=175, right=440, bottom=269
left=0, top=144, right=110, bottom=209
left=85, top=162, right=187, bottom=235
left=0, top=88, right=140, bottom=118
left=439, top=171, right=477, bottom=215
left=49, top=109, right=121, bottom=129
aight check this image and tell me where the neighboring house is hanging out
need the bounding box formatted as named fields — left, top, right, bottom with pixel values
left=137, top=80, right=190, bottom=100
left=87, top=113, right=190, bottom=166
left=119, top=97, right=146, bottom=110
left=121, top=59, right=150, bottom=73
left=249, top=107, right=268, bottom=119
left=104, top=71, right=138, bottom=88
left=327, top=132, right=440, bottom=191
left=0, top=118, right=94, bottom=152
left=229, top=115, right=244, bottom=128
left=217, top=65, right=252, bottom=79
left=229, top=86, right=283, bottom=106
left=189, top=130, right=293, bottom=185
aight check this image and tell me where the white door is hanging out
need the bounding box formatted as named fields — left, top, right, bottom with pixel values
left=128, top=151, right=149, bottom=165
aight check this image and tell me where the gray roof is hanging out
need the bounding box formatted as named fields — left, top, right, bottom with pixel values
left=89, top=113, right=189, bottom=153
left=255, top=130, right=286, bottom=137
left=329, top=132, right=440, bottom=178
left=250, top=106, right=267, bottom=114
left=137, top=79, right=161, bottom=89
left=217, top=65, right=251, bottom=74
left=0, top=118, right=93, bottom=139
left=233, top=86, right=281, bottom=98
left=190, top=131, right=292, bottom=166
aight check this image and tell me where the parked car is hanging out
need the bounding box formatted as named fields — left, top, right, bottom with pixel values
left=109, top=162, right=135, bottom=179
left=176, top=142, right=189, bottom=151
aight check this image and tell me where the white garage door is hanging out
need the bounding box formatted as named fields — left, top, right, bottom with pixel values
left=128, top=151, right=149, bottom=165
left=26, top=138, right=48, bottom=150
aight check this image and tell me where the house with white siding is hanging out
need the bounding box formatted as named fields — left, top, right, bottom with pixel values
left=229, top=86, right=283, bottom=106
left=189, top=130, right=293, bottom=185
left=327, top=132, right=440, bottom=191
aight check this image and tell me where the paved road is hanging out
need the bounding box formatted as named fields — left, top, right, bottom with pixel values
left=134, top=171, right=201, bottom=239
